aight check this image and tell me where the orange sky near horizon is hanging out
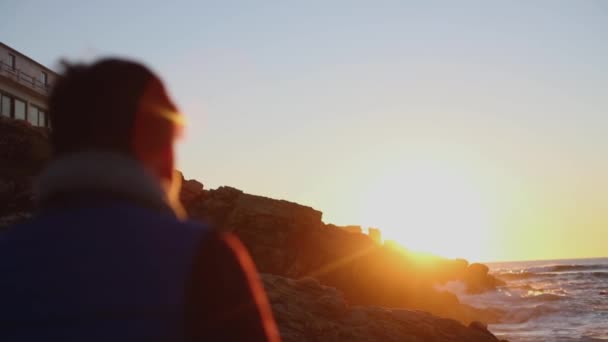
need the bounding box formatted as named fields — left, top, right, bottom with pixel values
left=254, top=137, right=608, bottom=263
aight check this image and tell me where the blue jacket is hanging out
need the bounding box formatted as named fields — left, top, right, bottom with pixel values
left=0, top=202, right=206, bottom=341
left=0, top=153, right=279, bottom=341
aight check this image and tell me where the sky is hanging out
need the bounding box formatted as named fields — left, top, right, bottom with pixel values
left=1, top=0, right=607, bottom=262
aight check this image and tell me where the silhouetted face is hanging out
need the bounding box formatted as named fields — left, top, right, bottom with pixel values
left=132, top=75, right=184, bottom=183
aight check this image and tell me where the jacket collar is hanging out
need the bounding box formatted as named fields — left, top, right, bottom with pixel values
left=36, top=151, right=179, bottom=216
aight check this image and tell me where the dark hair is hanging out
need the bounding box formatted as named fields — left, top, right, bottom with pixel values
left=48, top=59, right=179, bottom=157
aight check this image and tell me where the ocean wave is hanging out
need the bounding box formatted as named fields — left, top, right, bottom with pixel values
left=527, top=264, right=608, bottom=273
left=496, top=271, right=608, bottom=282
left=590, top=272, right=608, bottom=279
left=523, top=292, right=565, bottom=302
left=495, top=271, right=557, bottom=280
left=437, top=280, right=573, bottom=325
left=495, top=264, right=608, bottom=281
left=506, top=283, right=539, bottom=291
left=499, top=304, right=560, bottom=324
left=481, top=259, right=608, bottom=339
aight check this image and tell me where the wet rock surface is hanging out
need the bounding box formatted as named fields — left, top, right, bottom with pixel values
left=263, top=274, right=505, bottom=342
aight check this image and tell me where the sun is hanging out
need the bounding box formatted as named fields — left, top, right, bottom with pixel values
left=359, top=158, right=495, bottom=261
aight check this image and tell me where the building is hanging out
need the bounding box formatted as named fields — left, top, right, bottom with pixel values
left=0, top=42, right=57, bottom=128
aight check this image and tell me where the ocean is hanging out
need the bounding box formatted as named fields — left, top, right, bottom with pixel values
left=441, top=257, right=608, bottom=341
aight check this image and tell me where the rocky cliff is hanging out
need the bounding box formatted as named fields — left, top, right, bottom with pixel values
left=181, top=179, right=504, bottom=324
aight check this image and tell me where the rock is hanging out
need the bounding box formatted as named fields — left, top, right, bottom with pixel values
left=368, top=227, right=382, bottom=244
left=262, top=273, right=503, bottom=342
left=464, top=263, right=505, bottom=294
left=222, top=193, right=323, bottom=274
left=469, top=321, right=490, bottom=334
left=469, top=263, right=490, bottom=275
left=214, top=186, right=244, bottom=201
left=340, top=225, right=363, bottom=234
left=185, top=186, right=244, bottom=227
left=179, top=176, right=204, bottom=206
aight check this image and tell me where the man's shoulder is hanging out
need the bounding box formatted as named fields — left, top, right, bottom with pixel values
left=1, top=202, right=211, bottom=244
left=0, top=203, right=215, bottom=275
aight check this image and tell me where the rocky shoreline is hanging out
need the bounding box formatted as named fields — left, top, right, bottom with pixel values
left=262, top=274, right=504, bottom=342
left=0, top=117, right=507, bottom=341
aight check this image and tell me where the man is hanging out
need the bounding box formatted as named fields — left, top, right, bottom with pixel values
left=0, top=59, right=280, bottom=341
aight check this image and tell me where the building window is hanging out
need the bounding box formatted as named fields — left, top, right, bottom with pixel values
left=39, top=110, right=46, bottom=127
left=8, top=54, right=16, bottom=69
left=28, top=106, right=38, bottom=126
left=14, top=99, right=26, bottom=120
left=41, top=71, right=48, bottom=86
left=1, top=94, right=11, bottom=117
left=26, top=105, right=48, bottom=127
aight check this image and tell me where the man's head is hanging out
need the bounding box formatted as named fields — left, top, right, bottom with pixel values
left=48, top=59, right=183, bottom=183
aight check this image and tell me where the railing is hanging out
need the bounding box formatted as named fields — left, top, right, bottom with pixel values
left=0, top=60, right=52, bottom=96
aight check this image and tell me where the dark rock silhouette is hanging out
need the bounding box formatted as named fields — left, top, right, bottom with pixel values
left=263, top=274, right=506, bottom=342
left=182, top=182, right=504, bottom=324
left=465, top=263, right=504, bottom=294
left=178, top=173, right=204, bottom=205
left=337, top=225, right=363, bottom=234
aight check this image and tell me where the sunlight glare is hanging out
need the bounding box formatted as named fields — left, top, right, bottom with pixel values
left=360, top=158, right=495, bottom=261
